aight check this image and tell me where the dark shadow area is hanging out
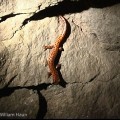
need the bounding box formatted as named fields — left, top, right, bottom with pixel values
left=58, top=68, right=68, bottom=88
left=0, top=83, right=51, bottom=119
left=23, top=0, right=120, bottom=25
left=36, top=90, right=47, bottom=119
left=0, top=0, right=119, bottom=24
left=0, top=13, right=21, bottom=23
left=4, top=74, right=18, bottom=88
left=0, top=83, right=51, bottom=98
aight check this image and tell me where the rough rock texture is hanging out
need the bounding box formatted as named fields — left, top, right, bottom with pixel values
left=0, top=0, right=120, bottom=119
left=0, top=88, right=39, bottom=119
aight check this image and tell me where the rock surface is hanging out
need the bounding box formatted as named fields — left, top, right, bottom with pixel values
left=0, top=0, right=120, bottom=119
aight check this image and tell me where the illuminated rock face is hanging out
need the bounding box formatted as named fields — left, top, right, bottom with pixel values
left=0, top=0, right=120, bottom=119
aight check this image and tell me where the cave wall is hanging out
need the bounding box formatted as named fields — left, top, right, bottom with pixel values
left=0, top=0, right=120, bottom=119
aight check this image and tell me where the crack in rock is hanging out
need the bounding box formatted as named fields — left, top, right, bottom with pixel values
left=0, top=13, right=33, bottom=23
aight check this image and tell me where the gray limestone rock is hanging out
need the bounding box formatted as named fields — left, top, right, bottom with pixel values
left=0, top=0, right=120, bottom=119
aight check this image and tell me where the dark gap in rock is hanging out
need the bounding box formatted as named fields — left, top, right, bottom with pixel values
left=0, top=83, right=51, bottom=118
left=4, top=74, right=18, bottom=88
left=22, top=0, right=120, bottom=26
left=90, top=0, right=120, bottom=8
left=0, top=13, right=20, bottom=23
left=88, top=72, right=100, bottom=83
left=0, top=83, right=51, bottom=98
left=0, top=87, right=17, bottom=98
left=36, top=90, right=47, bottom=119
